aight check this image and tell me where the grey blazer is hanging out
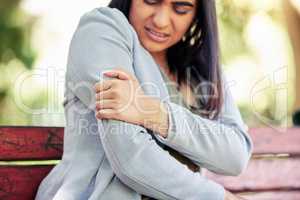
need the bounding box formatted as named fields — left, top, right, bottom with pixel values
left=35, top=7, right=252, bottom=200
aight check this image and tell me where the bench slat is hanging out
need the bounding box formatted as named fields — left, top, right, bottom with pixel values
left=240, top=191, right=300, bottom=200
left=205, top=158, right=300, bottom=192
left=0, top=127, right=63, bottom=160
left=250, top=128, right=300, bottom=155
left=0, top=166, right=299, bottom=200
left=0, top=127, right=300, bottom=160
left=0, top=165, right=54, bottom=200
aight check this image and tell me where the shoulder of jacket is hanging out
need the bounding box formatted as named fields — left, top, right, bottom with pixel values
left=77, top=7, right=133, bottom=42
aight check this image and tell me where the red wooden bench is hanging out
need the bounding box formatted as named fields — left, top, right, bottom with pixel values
left=0, top=126, right=299, bottom=200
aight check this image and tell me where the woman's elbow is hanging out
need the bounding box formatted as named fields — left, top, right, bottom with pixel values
left=229, top=155, right=250, bottom=176
left=228, top=138, right=252, bottom=176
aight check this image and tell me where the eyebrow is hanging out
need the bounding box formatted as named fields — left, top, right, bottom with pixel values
left=172, top=1, right=195, bottom=7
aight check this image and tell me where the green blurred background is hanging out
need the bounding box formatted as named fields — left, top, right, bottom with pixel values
left=0, top=0, right=299, bottom=128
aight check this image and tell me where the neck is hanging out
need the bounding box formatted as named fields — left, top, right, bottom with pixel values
left=151, top=51, right=168, bottom=72
left=151, top=50, right=177, bottom=82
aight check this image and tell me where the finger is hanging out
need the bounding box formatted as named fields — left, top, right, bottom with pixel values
left=96, top=109, right=117, bottom=120
left=103, top=69, right=131, bottom=80
left=95, top=89, right=115, bottom=100
left=95, top=99, right=116, bottom=110
left=94, top=80, right=112, bottom=93
left=114, top=68, right=138, bottom=81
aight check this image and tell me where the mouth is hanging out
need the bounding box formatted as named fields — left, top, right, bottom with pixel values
left=144, top=27, right=170, bottom=43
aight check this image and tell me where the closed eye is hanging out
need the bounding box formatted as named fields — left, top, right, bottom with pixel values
left=172, top=2, right=195, bottom=15
left=144, top=0, right=160, bottom=5
left=143, top=0, right=195, bottom=15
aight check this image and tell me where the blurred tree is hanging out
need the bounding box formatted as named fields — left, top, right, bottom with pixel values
left=283, top=0, right=300, bottom=125
left=0, top=0, right=36, bottom=68
left=217, top=0, right=252, bottom=64
left=0, top=0, right=36, bottom=124
left=217, top=1, right=292, bottom=126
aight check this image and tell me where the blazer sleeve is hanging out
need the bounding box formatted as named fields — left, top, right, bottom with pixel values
left=66, top=7, right=225, bottom=200
left=156, top=76, right=253, bottom=176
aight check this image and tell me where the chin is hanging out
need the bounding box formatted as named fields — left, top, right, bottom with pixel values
left=143, top=42, right=168, bottom=53
left=146, top=47, right=165, bottom=53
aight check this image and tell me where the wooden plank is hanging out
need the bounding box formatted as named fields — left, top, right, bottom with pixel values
left=0, top=126, right=299, bottom=160
left=0, top=166, right=299, bottom=200
left=0, top=127, right=63, bottom=160
left=249, top=128, right=300, bottom=155
left=204, top=158, right=300, bottom=192
left=0, top=165, right=54, bottom=200
left=240, top=191, right=300, bottom=200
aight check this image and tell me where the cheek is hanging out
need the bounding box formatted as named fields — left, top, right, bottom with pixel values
left=173, top=20, right=193, bottom=41
left=129, top=8, right=137, bottom=27
left=129, top=3, right=142, bottom=29
left=129, top=2, right=149, bottom=30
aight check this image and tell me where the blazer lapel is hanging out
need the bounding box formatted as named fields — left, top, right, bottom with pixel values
left=132, top=46, right=170, bottom=103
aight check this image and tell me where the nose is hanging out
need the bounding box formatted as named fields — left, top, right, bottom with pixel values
left=152, top=8, right=171, bottom=29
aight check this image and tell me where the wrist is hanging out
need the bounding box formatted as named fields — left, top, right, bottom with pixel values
left=141, top=97, right=169, bottom=137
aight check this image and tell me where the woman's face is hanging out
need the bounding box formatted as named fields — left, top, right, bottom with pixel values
left=129, top=0, right=197, bottom=54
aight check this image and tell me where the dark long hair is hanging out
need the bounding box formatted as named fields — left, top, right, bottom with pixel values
left=108, top=0, right=223, bottom=119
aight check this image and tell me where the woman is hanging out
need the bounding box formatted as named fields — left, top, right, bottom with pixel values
left=36, top=0, right=252, bottom=199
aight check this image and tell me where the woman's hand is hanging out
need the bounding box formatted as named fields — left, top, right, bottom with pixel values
left=94, top=69, right=146, bottom=125
left=94, top=69, right=169, bottom=137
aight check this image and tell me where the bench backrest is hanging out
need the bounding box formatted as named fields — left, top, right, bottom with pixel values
left=205, top=127, right=300, bottom=200
left=0, top=127, right=299, bottom=200
left=0, top=127, right=63, bottom=200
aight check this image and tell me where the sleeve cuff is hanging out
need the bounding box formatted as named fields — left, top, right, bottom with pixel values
left=155, top=101, right=177, bottom=144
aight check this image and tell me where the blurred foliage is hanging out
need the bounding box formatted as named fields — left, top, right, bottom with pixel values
left=217, top=0, right=295, bottom=126
left=217, top=0, right=252, bottom=64
left=0, top=0, right=38, bottom=125
left=217, top=0, right=284, bottom=64
left=0, top=0, right=36, bottom=69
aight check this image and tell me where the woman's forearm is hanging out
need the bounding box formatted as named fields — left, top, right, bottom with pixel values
left=142, top=93, right=252, bottom=176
